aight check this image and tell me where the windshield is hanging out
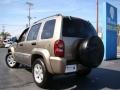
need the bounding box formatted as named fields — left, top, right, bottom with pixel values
left=62, top=17, right=97, bottom=38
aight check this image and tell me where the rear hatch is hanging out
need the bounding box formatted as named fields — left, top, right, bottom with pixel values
left=62, top=17, right=97, bottom=60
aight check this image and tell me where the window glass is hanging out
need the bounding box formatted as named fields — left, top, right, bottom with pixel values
left=27, top=23, right=41, bottom=41
left=62, top=17, right=97, bottom=38
left=41, top=19, right=56, bottom=39
left=19, top=27, right=29, bottom=42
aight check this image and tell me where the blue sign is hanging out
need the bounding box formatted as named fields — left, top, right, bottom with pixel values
left=106, top=3, right=117, bottom=31
left=103, top=2, right=117, bottom=60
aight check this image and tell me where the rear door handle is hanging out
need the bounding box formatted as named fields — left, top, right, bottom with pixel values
left=31, top=42, right=36, bottom=45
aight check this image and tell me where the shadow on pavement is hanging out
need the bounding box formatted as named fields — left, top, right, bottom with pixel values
left=46, top=68, right=120, bottom=90
left=1, top=61, right=120, bottom=90
left=1, top=48, right=120, bottom=90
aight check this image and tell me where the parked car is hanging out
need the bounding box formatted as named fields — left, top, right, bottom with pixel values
left=4, top=42, right=12, bottom=48
left=5, top=14, right=104, bottom=88
left=3, top=37, right=18, bottom=48
left=3, top=39, right=12, bottom=48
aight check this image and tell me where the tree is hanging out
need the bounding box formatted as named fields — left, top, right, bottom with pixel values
left=117, top=24, right=120, bottom=35
left=0, top=32, right=11, bottom=40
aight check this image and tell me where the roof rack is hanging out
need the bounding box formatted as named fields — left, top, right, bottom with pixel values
left=34, top=14, right=62, bottom=24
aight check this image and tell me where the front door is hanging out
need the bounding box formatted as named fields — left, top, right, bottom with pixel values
left=14, top=28, right=29, bottom=64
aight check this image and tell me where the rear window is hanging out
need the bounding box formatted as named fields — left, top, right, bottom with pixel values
left=62, top=17, right=97, bottom=38
left=41, top=19, right=56, bottom=39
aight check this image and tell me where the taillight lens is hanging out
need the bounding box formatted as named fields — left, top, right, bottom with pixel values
left=54, top=40, right=64, bottom=57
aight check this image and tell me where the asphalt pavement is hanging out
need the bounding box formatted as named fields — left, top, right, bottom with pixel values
left=0, top=48, right=120, bottom=90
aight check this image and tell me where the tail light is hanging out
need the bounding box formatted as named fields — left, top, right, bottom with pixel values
left=54, top=40, right=64, bottom=57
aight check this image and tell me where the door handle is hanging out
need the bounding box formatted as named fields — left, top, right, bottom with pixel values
left=31, top=42, right=36, bottom=45
left=19, top=43, right=23, bottom=46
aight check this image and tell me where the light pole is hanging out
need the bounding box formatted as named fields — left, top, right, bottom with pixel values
left=2, top=25, right=5, bottom=33
left=26, top=2, right=33, bottom=27
left=96, top=0, right=99, bottom=34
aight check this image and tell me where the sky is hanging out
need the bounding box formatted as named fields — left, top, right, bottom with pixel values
left=0, top=0, right=120, bottom=36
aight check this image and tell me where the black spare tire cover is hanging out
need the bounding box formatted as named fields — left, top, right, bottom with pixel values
left=76, top=36, right=104, bottom=68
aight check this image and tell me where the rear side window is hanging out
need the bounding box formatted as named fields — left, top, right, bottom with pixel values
left=62, top=17, right=97, bottom=38
left=27, top=23, right=41, bottom=41
left=41, top=19, right=56, bottom=39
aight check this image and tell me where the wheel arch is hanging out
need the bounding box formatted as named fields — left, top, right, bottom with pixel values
left=31, top=54, right=43, bottom=65
left=31, top=48, right=54, bottom=74
left=8, top=47, right=15, bottom=54
left=8, top=49, right=11, bottom=53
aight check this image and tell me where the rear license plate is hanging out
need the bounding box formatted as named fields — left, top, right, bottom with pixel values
left=65, top=65, right=77, bottom=73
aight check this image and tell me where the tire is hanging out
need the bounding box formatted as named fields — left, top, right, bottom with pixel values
left=76, top=68, right=91, bottom=77
left=5, top=53, right=19, bottom=68
left=32, top=58, right=51, bottom=88
left=76, top=36, right=104, bottom=68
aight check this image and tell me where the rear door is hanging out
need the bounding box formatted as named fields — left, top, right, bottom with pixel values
left=39, top=19, right=56, bottom=52
left=22, top=23, right=42, bottom=65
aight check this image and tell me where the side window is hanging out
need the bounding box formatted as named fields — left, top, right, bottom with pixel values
left=20, top=33, right=26, bottom=42
left=41, top=19, right=56, bottom=39
left=19, top=28, right=29, bottom=42
left=27, top=23, right=41, bottom=41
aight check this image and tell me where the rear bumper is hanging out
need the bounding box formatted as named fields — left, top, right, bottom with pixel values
left=50, top=57, right=87, bottom=74
left=50, top=57, right=66, bottom=74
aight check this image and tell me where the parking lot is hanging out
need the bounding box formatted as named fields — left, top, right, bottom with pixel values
left=0, top=48, right=120, bottom=90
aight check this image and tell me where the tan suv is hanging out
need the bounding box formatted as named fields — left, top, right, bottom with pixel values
left=6, top=14, right=104, bottom=88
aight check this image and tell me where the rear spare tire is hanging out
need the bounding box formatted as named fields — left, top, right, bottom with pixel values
left=76, top=36, right=104, bottom=68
